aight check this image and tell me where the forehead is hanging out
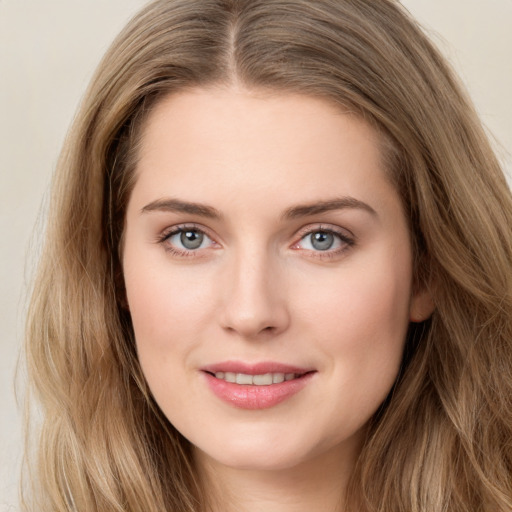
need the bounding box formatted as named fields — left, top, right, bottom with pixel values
left=131, top=87, right=399, bottom=219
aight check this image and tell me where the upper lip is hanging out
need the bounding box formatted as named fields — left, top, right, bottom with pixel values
left=201, top=360, right=314, bottom=375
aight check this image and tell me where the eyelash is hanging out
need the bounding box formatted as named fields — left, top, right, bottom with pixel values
left=292, top=225, right=355, bottom=259
left=157, top=224, right=355, bottom=259
left=157, top=223, right=216, bottom=258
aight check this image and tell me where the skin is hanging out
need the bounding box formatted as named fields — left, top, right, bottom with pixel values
left=123, top=87, right=433, bottom=512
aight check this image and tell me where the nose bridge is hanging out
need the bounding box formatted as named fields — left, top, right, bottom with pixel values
left=220, top=241, right=289, bottom=338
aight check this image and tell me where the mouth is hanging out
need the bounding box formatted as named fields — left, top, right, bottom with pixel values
left=201, top=362, right=316, bottom=409
left=205, top=370, right=311, bottom=386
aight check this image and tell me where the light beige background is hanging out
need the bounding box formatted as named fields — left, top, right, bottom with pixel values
left=1, top=1, right=510, bottom=509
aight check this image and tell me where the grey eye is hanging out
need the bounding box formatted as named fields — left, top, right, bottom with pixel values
left=309, top=231, right=335, bottom=251
left=180, top=230, right=204, bottom=249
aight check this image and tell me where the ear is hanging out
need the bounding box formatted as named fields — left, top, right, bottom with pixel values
left=409, top=288, right=435, bottom=323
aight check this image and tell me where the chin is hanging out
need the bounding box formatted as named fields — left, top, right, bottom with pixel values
left=192, top=429, right=314, bottom=472
left=201, top=429, right=348, bottom=477
left=204, top=448, right=307, bottom=472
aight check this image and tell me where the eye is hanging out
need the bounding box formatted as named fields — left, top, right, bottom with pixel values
left=172, top=229, right=207, bottom=250
left=159, top=225, right=216, bottom=255
left=294, top=227, right=354, bottom=255
left=305, top=231, right=338, bottom=251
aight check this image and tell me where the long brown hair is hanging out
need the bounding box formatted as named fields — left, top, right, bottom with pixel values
left=24, top=1, right=512, bottom=510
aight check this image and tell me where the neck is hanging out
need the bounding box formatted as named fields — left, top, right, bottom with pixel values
left=195, top=442, right=360, bottom=512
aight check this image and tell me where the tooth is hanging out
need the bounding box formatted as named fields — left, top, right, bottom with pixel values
left=215, top=371, right=300, bottom=385
left=236, top=373, right=253, bottom=385
left=225, top=372, right=236, bottom=383
left=272, top=373, right=285, bottom=384
left=253, top=373, right=273, bottom=385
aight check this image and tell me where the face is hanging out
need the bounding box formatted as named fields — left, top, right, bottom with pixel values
left=123, top=87, right=432, bottom=473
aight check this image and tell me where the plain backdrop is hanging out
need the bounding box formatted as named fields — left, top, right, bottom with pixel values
left=1, top=1, right=511, bottom=510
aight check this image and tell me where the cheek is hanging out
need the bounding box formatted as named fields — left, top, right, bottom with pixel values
left=129, top=281, right=202, bottom=340
left=343, top=266, right=411, bottom=344
left=123, top=248, right=221, bottom=397
left=295, top=251, right=412, bottom=401
left=299, top=253, right=411, bottom=335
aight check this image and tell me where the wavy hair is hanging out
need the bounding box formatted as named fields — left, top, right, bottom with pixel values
left=24, top=0, right=512, bottom=510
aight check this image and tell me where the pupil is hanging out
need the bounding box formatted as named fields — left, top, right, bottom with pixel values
left=311, top=231, right=334, bottom=251
left=180, top=230, right=203, bottom=250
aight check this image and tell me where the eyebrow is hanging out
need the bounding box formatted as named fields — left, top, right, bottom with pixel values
left=140, top=196, right=377, bottom=220
left=141, top=198, right=222, bottom=219
left=282, top=197, right=377, bottom=219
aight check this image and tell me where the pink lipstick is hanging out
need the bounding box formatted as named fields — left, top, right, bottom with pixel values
left=201, top=361, right=315, bottom=410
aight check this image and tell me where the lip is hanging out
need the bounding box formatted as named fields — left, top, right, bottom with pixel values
left=202, top=360, right=313, bottom=375
left=201, top=360, right=316, bottom=410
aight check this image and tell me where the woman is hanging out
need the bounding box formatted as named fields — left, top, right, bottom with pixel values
left=24, top=0, right=512, bottom=511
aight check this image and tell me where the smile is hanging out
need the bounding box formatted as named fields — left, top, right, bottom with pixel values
left=212, top=372, right=299, bottom=385
left=201, top=362, right=316, bottom=409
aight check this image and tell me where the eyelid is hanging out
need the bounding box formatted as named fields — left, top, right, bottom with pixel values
left=291, top=224, right=355, bottom=256
left=293, top=223, right=355, bottom=243
left=157, top=223, right=220, bottom=256
left=158, top=222, right=204, bottom=239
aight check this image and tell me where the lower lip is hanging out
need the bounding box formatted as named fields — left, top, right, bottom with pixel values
left=203, top=372, right=315, bottom=410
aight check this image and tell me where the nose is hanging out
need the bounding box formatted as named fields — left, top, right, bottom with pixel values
left=219, top=248, right=290, bottom=339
